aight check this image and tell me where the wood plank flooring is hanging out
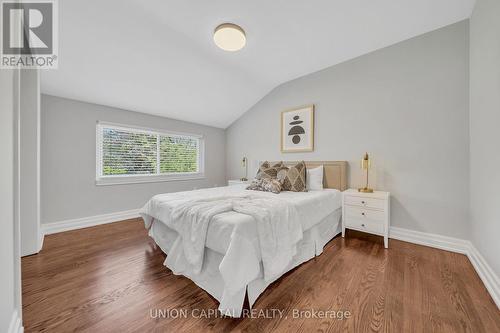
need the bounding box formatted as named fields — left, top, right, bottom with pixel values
left=22, top=219, right=500, bottom=332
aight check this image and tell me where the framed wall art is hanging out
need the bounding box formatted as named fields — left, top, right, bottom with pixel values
left=281, top=105, right=314, bottom=152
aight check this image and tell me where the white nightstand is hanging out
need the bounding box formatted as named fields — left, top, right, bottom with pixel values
left=228, top=179, right=250, bottom=186
left=342, top=189, right=390, bottom=248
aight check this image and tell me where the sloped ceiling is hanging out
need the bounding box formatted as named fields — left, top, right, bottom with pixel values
left=41, top=0, right=475, bottom=128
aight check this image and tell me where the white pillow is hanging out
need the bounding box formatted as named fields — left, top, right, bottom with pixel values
left=306, top=166, right=324, bottom=190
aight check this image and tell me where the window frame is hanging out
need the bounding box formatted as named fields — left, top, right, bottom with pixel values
left=96, top=121, right=205, bottom=186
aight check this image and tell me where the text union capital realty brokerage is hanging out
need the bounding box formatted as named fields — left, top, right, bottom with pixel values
left=150, top=308, right=352, bottom=320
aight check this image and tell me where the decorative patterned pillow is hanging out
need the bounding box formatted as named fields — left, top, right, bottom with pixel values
left=281, top=161, right=307, bottom=192
left=276, top=165, right=289, bottom=184
left=246, top=178, right=282, bottom=194
left=256, top=161, right=285, bottom=180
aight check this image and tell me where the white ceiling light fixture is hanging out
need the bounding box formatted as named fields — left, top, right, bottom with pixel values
left=213, top=23, right=246, bottom=51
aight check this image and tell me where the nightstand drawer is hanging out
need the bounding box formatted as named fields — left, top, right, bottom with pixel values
left=344, top=205, right=385, bottom=222
left=344, top=195, right=385, bottom=210
left=344, top=217, right=385, bottom=234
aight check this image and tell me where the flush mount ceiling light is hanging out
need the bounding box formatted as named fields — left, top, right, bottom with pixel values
left=213, top=23, right=246, bottom=51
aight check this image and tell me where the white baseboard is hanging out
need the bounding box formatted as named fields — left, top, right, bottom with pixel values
left=390, top=226, right=499, bottom=309
left=38, top=231, right=44, bottom=252
left=467, top=243, right=500, bottom=309
left=8, top=310, right=23, bottom=333
left=41, top=209, right=141, bottom=235
left=389, top=226, right=470, bottom=254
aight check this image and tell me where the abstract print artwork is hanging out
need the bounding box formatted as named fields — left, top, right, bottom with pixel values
left=281, top=105, right=314, bottom=152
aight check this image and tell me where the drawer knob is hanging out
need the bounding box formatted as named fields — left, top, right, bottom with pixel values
left=361, top=201, right=366, bottom=204
left=361, top=224, right=365, bottom=227
left=361, top=212, right=365, bottom=216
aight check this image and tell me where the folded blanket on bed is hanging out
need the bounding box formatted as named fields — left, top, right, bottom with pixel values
left=167, top=194, right=302, bottom=282
left=169, top=196, right=241, bottom=274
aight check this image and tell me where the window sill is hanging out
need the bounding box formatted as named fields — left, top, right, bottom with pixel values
left=96, top=173, right=205, bottom=186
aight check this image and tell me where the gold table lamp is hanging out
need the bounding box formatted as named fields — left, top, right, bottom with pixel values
left=358, top=152, right=373, bottom=193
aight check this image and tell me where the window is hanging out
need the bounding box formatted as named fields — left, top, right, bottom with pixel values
left=96, top=122, right=204, bottom=185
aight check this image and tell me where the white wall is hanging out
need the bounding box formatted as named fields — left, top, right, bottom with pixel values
left=41, top=95, right=226, bottom=224
left=20, top=69, right=42, bottom=256
left=226, top=21, right=470, bottom=239
left=470, top=0, right=500, bottom=276
left=0, top=69, right=22, bottom=332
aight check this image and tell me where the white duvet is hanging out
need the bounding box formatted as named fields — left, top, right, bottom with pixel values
left=140, top=184, right=342, bottom=316
left=167, top=194, right=302, bottom=282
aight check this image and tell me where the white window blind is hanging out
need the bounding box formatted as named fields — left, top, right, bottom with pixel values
left=96, top=123, right=204, bottom=184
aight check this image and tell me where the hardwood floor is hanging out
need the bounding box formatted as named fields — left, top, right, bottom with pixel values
left=22, top=219, right=499, bottom=332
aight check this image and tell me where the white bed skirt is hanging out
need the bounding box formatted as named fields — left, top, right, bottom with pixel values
left=148, top=208, right=342, bottom=317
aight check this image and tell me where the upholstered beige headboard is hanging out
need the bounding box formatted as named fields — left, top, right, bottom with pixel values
left=271, top=161, right=348, bottom=191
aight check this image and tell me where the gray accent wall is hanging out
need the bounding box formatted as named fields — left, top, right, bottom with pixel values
left=226, top=21, right=470, bottom=239
left=470, top=0, right=500, bottom=276
left=41, top=95, right=226, bottom=224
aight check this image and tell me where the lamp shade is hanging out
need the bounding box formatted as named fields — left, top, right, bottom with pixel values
left=361, top=153, right=371, bottom=170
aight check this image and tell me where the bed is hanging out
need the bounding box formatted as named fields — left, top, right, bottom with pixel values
left=140, top=161, right=348, bottom=317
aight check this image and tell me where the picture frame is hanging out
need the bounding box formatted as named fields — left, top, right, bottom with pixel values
left=281, top=105, right=314, bottom=153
